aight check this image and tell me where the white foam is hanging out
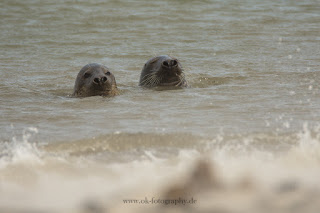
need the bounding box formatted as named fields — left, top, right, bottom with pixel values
left=1, top=125, right=320, bottom=212
left=0, top=127, right=43, bottom=168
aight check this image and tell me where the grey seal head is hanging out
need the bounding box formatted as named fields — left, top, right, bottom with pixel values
left=73, top=63, right=118, bottom=97
left=139, top=55, right=187, bottom=88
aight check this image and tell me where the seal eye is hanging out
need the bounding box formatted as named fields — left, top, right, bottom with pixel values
left=84, top=73, right=91, bottom=78
left=106, top=71, right=111, bottom=76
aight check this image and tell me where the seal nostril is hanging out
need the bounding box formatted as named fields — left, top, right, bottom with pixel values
left=93, top=78, right=100, bottom=84
left=162, top=61, right=169, bottom=67
left=171, top=60, right=178, bottom=66
left=102, top=76, right=107, bottom=83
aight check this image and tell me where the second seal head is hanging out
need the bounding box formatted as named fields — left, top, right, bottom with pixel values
left=139, top=55, right=188, bottom=88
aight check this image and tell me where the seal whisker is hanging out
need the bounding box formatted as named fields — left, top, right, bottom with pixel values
left=141, top=76, right=154, bottom=86
left=149, top=75, right=158, bottom=87
left=176, top=73, right=186, bottom=86
left=154, top=75, right=162, bottom=87
left=141, top=71, right=161, bottom=87
left=140, top=72, right=155, bottom=84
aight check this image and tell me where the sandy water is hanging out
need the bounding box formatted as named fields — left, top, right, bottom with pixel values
left=1, top=0, right=320, bottom=212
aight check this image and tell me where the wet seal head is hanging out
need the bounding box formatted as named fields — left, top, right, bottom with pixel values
left=72, top=63, right=119, bottom=97
left=139, top=55, right=188, bottom=88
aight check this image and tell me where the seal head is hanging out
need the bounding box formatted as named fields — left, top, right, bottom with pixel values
left=139, top=55, right=187, bottom=88
left=72, top=63, right=118, bottom=97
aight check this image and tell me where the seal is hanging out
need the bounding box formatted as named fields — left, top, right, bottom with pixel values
left=72, top=63, right=118, bottom=97
left=139, top=55, right=187, bottom=88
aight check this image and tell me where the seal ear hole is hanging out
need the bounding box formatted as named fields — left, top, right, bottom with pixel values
left=106, top=71, right=111, bottom=76
left=84, top=72, right=91, bottom=78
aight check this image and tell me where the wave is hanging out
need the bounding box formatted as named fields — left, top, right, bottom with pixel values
left=1, top=124, right=320, bottom=212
